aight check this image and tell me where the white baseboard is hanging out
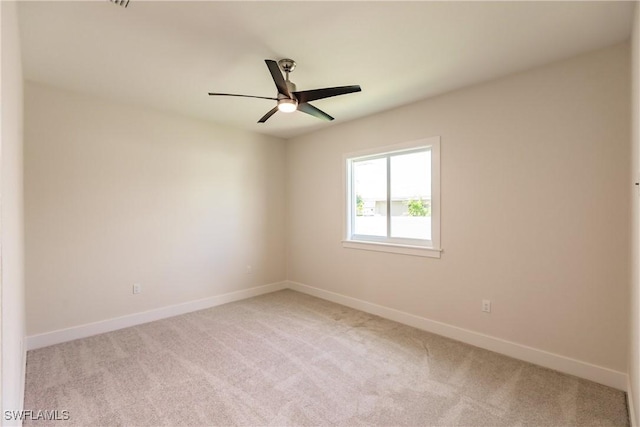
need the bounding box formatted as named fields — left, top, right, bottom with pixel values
left=287, top=280, right=628, bottom=391
left=25, top=281, right=287, bottom=350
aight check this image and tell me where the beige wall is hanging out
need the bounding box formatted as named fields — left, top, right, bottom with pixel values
left=287, top=43, right=630, bottom=372
left=630, top=3, right=639, bottom=425
left=24, top=83, right=287, bottom=335
left=1, top=0, right=26, bottom=419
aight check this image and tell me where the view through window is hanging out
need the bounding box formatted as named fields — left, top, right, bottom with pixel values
left=344, top=137, right=440, bottom=256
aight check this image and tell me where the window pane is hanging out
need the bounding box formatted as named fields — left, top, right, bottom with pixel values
left=353, top=157, right=387, bottom=237
left=390, top=150, right=431, bottom=240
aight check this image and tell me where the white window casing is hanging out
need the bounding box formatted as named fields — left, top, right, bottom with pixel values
left=342, top=136, right=441, bottom=258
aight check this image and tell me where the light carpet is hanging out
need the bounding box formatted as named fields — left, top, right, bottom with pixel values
left=24, top=289, right=629, bottom=426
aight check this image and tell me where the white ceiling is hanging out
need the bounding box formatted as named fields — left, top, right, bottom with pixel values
left=17, top=1, right=635, bottom=139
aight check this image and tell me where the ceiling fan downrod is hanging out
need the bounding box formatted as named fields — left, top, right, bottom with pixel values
left=279, top=59, right=297, bottom=94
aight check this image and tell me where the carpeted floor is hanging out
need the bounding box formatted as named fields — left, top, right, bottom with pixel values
left=24, top=289, right=628, bottom=426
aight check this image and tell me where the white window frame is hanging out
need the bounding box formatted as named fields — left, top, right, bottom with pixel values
left=342, top=136, right=441, bottom=258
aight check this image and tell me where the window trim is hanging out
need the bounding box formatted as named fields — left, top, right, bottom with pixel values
left=342, top=136, right=441, bottom=258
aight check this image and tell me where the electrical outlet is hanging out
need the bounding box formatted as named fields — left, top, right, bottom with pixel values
left=246, top=265, right=253, bottom=274
left=133, top=283, right=141, bottom=295
left=482, top=299, right=491, bottom=313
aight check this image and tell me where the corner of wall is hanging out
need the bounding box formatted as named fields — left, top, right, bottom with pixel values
left=1, top=0, right=27, bottom=423
left=629, top=2, right=640, bottom=426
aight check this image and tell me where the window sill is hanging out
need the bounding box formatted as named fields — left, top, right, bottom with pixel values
left=342, top=240, right=442, bottom=258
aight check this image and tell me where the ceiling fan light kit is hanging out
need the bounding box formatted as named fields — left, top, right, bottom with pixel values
left=277, top=98, right=298, bottom=113
left=208, top=58, right=362, bottom=123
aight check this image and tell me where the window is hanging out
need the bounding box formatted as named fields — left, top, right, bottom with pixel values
left=343, top=137, right=441, bottom=258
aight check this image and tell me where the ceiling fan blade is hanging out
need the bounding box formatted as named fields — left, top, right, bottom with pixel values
left=293, top=85, right=361, bottom=104
left=265, top=60, right=290, bottom=97
left=258, top=106, right=279, bottom=123
left=208, top=93, right=277, bottom=101
left=297, top=103, right=334, bottom=121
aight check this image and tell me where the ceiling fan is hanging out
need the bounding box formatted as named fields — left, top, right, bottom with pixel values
left=208, top=59, right=362, bottom=123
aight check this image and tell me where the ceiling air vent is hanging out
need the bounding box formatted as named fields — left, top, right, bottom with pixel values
left=109, top=0, right=130, bottom=8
